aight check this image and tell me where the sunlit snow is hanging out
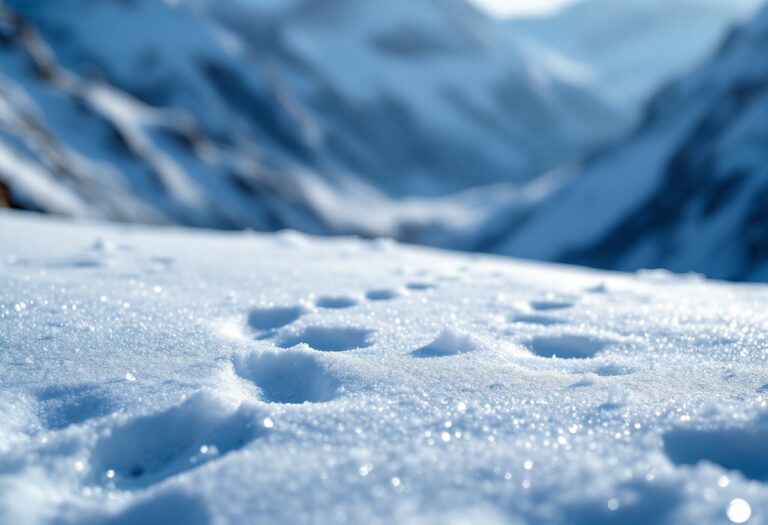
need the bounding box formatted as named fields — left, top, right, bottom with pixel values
left=1, top=211, right=767, bottom=524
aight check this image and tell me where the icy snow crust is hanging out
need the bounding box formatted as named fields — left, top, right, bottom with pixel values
left=1, top=211, right=768, bottom=524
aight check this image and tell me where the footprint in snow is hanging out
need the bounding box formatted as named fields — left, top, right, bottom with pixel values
left=90, top=392, right=267, bottom=489
left=411, top=329, right=480, bottom=358
left=314, top=295, right=359, bottom=309
left=35, top=383, right=116, bottom=430
left=525, top=334, right=614, bottom=360
left=528, top=297, right=576, bottom=311
left=663, top=417, right=768, bottom=482
left=405, top=282, right=436, bottom=291
left=246, top=305, right=307, bottom=336
left=509, top=313, right=566, bottom=326
left=277, top=326, right=373, bottom=352
left=365, top=289, right=401, bottom=301
left=69, top=258, right=105, bottom=269
left=566, top=479, right=682, bottom=525
left=233, top=349, right=343, bottom=404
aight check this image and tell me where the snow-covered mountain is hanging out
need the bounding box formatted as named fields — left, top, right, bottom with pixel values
left=509, top=0, right=762, bottom=112
left=204, top=0, right=625, bottom=192
left=495, top=5, right=768, bottom=281
left=0, top=0, right=622, bottom=236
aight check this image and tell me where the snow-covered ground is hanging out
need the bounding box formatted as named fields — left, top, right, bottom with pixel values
left=2, top=210, right=767, bottom=525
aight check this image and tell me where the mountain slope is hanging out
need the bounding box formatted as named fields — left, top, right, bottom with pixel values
left=509, top=0, right=762, bottom=112
left=202, top=0, right=623, bottom=194
left=0, top=0, right=332, bottom=232
left=495, top=5, right=768, bottom=281
left=0, top=0, right=623, bottom=238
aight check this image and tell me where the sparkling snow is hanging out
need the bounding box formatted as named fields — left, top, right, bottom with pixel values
left=1, top=211, right=767, bottom=524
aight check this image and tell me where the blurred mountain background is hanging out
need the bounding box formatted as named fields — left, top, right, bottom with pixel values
left=507, top=0, right=761, bottom=112
left=496, top=1, right=768, bottom=281
left=0, top=0, right=765, bottom=279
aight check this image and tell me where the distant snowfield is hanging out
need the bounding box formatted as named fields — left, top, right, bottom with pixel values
left=1, top=211, right=767, bottom=525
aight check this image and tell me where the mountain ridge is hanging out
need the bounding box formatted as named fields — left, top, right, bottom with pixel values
left=496, top=4, right=768, bottom=281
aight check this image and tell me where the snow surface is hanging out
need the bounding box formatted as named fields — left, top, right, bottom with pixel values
left=2, top=210, right=768, bottom=524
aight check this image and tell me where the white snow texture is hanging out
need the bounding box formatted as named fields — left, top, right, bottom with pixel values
left=1, top=211, right=767, bottom=524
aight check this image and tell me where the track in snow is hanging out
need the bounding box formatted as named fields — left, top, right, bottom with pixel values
left=1, top=211, right=767, bottom=525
